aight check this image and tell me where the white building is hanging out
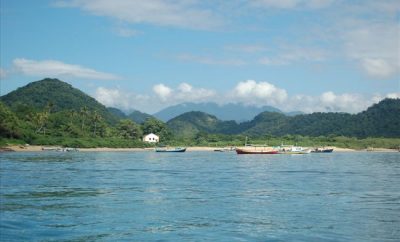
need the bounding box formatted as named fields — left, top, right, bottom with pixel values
left=143, top=133, right=159, bottom=143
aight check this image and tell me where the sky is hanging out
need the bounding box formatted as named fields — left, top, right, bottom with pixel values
left=0, top=0, right=399, bottom=114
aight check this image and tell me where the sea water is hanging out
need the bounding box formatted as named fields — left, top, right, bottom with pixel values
left=1, top=151, right=399, bottom=241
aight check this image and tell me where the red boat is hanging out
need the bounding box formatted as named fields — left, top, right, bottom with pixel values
left=236, top=147, right=279, bottom=154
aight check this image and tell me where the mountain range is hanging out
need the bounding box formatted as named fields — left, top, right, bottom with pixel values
left=1, top=78, right=399, bottom=139
left=167, top=99, right=400, bottom=138
left=153, top=102, right=302, bottom=122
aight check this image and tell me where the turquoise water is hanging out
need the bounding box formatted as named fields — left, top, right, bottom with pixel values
left=1, top=151, right=399, bottom=241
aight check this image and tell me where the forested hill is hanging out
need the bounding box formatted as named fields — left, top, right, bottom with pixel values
left=0, top=78, right=119, bottom=124
left=167, top=98, right=400, bottom=138
left=167, top=111, right=237, bottom=138
left=107, top=107, right=154, bottom=124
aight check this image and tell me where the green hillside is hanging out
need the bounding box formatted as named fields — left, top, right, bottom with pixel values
left=127, top=110, right=154, bottom=124
left=167, top=99, right=400, bottom=138
left=107, top=107, right=127, bottom=119
left=1, top=78, right=118, bottom=124
left=167, top=111, right=220, bottom=138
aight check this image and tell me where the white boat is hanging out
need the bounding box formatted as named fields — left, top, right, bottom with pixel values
left=56, top=147, right=79, bottom=152
left=278, top=146, right=311, bottom=154
left=214, top=147, right=236, bottom=152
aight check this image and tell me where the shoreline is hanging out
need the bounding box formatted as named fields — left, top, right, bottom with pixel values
left=1, top=145, right=398, bottom=153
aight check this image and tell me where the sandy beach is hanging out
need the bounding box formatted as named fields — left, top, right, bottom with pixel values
left=2, top=145, right=398, bottom=153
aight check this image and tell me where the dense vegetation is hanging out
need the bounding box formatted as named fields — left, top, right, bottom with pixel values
left=0, top=78, right=119, bottom=124
left=0, top=79, right=169, bottom=148
left=1, top=78, right=399, bottom=149
left=168, top=99, right=400, bottom=139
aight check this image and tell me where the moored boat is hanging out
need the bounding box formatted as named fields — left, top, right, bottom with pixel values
left=56, top=147, right=79, bottom=152
left=214, top=147, right=236, bottom=152
left=311, top=148, right=334, bottom=153
left=236, top=146, right=278, bottom=154
left=278, top=146, right=311, bottom=154
left=155, top=147, right=186, bottom=152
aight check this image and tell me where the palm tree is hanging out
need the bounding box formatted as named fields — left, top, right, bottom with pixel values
left=35, top=111, right=49, bottom=135
left=92, top=110, right=102, bottom=136
left=80, top=106, right=89, bottom=131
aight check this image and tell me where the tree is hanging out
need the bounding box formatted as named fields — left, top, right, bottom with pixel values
left=80, top=106, right=89, bottom=131
left=142, top=118, right=171, bottom=141
left=91, top=110, right=102, bottom=136
left=116, top=119, right=143, bottom=140
left=33, top=111, right=49, bottom=135
left=0, top=102, right=22, bottom=138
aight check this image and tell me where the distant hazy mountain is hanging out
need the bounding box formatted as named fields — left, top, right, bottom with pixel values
left=154, top=102, right=286, bottom=122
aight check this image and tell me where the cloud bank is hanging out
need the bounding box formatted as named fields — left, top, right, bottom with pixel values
left=94, top=80, right=398, bottom=114
left=55, top=0, right=224, bottom=30
left=11, top=58, right=120, bottom=80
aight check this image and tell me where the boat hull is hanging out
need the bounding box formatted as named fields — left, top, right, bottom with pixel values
left=312, top=148, right=334, bottom=153
left=278, top=151, right=310, bottom=154
left=155, top=147, right=186, bottom=152
left=236, top=148, right=278, bottom=154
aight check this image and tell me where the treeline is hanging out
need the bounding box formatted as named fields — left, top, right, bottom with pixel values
left=167, top=98, right=400, bottom=139
left=1, top=78, right=399, bottom=149
left=1, top=100, right=399, bottom=149
left=0, top=101, right=171, bottom=148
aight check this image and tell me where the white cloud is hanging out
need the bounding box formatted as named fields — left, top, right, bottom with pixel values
left=178, top=82, right=192, bottom=93
left=319, top=92, right=366, bottom=112
left=94, top=83, right=217, bottom=113
left=174, top=83, right=216, bottom=101
left=55, top=0, right=223, bottom=30
left=153, top=84, right=173, bottom=101
left=94, top=81, right=398, bottom=114
left=361, top=58, right=398, bottom=79
left=259, top=46, right=327, bottom=66
left=12, top=58, right=120, bottom=80
left=287, top=91, right=400, bottom=113
left=153, top=82, right=216, bottom=103
left=231, top=80, right=288, bottom=105
left=95, top=86, right=151, bottom=111
left=343, top=21, right=400, bottom=80
left=386, top=93, right=400, bottom=99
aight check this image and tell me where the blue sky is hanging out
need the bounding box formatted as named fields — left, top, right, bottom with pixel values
left=1, top=0, right=399, bottom=114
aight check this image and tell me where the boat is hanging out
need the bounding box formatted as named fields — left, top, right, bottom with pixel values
left=56, top=147, right=79, bottom=152
left=42, top=147, right=59, bottom=151
left=311, top=147, right=334, bottom=153
left=42, top=147, right=78, bottom=152
left=236, top=146, right=279, bottom=154
left=214, top=147, right=236, bottom=152
left=155, top=147, right=186, bottom=152
left=278, top=146, right=311, bottom=154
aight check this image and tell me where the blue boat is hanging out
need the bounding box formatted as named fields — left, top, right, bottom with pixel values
left=155, top=147, right=186, bottom=152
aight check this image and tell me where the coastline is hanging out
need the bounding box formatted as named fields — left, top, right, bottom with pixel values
left=2, top=145, right=398, bottom=153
